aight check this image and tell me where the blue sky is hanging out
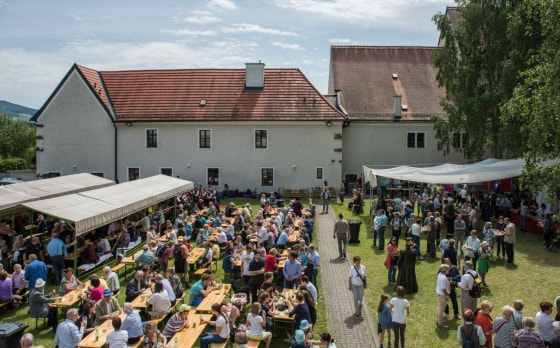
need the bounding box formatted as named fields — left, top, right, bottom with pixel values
left=0, top=0, right=454, bottom=109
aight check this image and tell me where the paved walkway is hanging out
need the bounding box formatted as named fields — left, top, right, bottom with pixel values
left=316, top=208, right=379, bottom=348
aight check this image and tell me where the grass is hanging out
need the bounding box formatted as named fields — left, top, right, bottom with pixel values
left=0, top=197, right=327, bottom=348
left=332, top=199, right=560, bottom=348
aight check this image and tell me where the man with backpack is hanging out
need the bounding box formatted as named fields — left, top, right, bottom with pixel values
left=174, top=237, right=189, bottom=286
left=459, top=261, right=482, bottom=314
left=457, top=309, right=486, bottom=347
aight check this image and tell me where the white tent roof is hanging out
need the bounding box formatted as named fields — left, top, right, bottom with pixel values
left=0, top=173, right=115, bottom=212
left=22, top=175, right=194, bottom=235
left=363, top=158, right=560, bottom=186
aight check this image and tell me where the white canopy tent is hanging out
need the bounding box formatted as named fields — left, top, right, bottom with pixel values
left=363, top=158, right=560, bottom=187
left=22, top=175, right=194, bottom=236
left=0, top=173, right=115, bottom=213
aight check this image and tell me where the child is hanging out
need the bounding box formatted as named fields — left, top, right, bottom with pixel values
left=477, top=243, right=491, bottom=287
left=378, top=294, right=393, bottom=348
left=391, top=214, right=403, bottom=245
left=390, top=286, right=409, bottom=348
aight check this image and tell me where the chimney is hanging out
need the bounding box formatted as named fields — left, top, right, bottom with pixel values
left=394, top=95, right=402, bottom=122
left=245, top=62, right=265, bottom=90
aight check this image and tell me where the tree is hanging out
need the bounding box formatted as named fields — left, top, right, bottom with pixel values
left=501, top=0, right=560, bottom=199
left=0, top=114, right=35, bottom=169
left=431, top=0, right=544, bottom=160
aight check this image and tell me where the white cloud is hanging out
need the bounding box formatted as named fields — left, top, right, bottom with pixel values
left=183, top=11, right=221, bottom=24
left=272, top=0, right=450, bottom=25
left=209, top=0, right=236, bottom=11
left=162, top=29, right=217, bottom=36
left=221, top=23, right=298, bottom=36
left=328, top=38, right=356, bottom=44
left=272, top=42, right=304, bottom=50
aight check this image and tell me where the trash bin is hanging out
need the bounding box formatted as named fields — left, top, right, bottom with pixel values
left=0, top=322, right=28, bottom=346
left=347, top=220, right=362, bottom=243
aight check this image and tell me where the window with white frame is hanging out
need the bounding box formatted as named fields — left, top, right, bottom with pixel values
left=316, top=167, right=324, bottom=180
left=407, top=132, right=426, bottom=148
left=160, top=168, right=173, bottom=176
left=199, top=129, right=211, bottom=149
left=146, top=129, right=158, bottom=148
left=255, top=129, right=267, bottom=149
left=452, top=132, right=468, bottom=149
left=128, top=168, right=140, bottom=181
left=261, top=168, right=274, bottom=186
left=207, top=168, right=219, bottom=185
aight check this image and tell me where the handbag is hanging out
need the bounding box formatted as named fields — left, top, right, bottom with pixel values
left=390, top=254, right=399, bottom=266
left=353, top=266, right=366, bottom=287
left=377, top=323, right=382, bottom=333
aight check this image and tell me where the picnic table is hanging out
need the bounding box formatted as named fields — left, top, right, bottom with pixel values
left=130, top=288, right=153, bottom=309
left=76, top=313, right=127, bottom=348
left=196, top=284, right=231, bottom=313
left=187, top=247, right=206, bottom=265
left=172, top=312, right=213, bottom=348
left=272, top=288, right=296, bottom=335
left=53, top=287, right=87, bottom=308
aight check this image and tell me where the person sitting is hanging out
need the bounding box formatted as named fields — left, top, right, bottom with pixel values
left=136, top=244, right=155, bottom=268
left=0, top=270, right=13, bottom=306
left=291, top=329, right=310, bottom=348
left=79, top=300, right=97, bottom=336
left=59, top=268, right=83, bottom=296
left=80, top=240, right=99, bottom=265
left=147, top=282, right=171, bottom=319
left=106, top=317, right=128, bottom=348
left=120, top=302, right=143, bottom=345
left=125, top=270, right=148, bottom=302
left=162, top=304, right=191, bottom=340
left=11, top=263, right=28, bottom=301
left=94, top=288, right=121, bottom=326
left=103, top=266, right=120, bottom=294
left=189, top=273, right=213, bottom=306
left=222, top=247, right=234, bottom=275
left=199, top=242, right=214, bottom=269
left=54, top=308, right=86, bottom=347
left=246, top=302, right=272, bottom=348
left=29, top=278, right=59, bottom=331
left=19, top=333, right=35, bottom=348
left=89, top=277, right=103, bottom=302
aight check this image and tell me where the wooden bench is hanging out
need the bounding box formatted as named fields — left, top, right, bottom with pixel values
left=211, top=337, right=230, bottom=348
left=194, top=261, right=216, bottom=276
left=127, top=335, right=144, bottom=348
left=0, top=301, right=11, bottom=311
left=247, top=339, right=261, bottom=348
left=111, top=263, right=125, bottom=273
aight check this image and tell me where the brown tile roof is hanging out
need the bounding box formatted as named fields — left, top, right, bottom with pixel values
left=75, top=65, right=346, bottom=122
left=446, top=7, right=459, bottom=28
left=329, top=46, right=447, bottom=121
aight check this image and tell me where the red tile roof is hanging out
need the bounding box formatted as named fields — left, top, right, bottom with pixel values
left=75, top=65, right=346, bottom=122
left=329, top=46, right=447, bottom=121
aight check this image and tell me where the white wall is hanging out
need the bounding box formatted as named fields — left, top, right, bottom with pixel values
left=116, top=121, right=343, bottom=192
left=36, top=71, right=115, bottom=178
left=342, top=122, right=467, bottom=177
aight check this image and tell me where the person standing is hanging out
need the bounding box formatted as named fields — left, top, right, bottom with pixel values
left=459, top=261, right=478, bottom=314
left=436, top=264, right=451, bottom=329
left=464, top=230, right=481, bottom=270
left=457, top=309, right=486, bottom=347
left=333, top=213, right=349, bottom=259
left=512, top=317, right=545, bottom=347
left=390, top=286, right=409, bottom=348
left=454, top=214, right=467, bottom=253
left=536, top=301, right=555, bottom=346
left=396, top=238, right=418, bottom=294
left=503, top=217, right=516, bottom=264
left=492, top=305, right=515, bottom=348
left=46, top=231, right=65, bottom=285
left=321, top=187, right=330, bottom=214
left=306, top=245, right=320, bottom=287
left=377, top=210, right=388, bottom=251
left=24, top=254, right=47, bottom=292
left=282, top=252, right=302, bottom=289
left=443, top=257, right=461, bottom=320
left=348, top=255, right=367, bottom=317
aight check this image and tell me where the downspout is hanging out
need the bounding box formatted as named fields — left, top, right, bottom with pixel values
left=113, top=121, right=118, bottom=183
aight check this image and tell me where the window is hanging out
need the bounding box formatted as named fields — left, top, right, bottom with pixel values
left=255, top=129, right=267, bottom=149
left=452, top=132, right=468, bottom=149
left=91, top=172, right=104, bottom=178
left=146, top=129, right=158, bottom=148
left=207, top=168, right=219, bottom=185
left=261, top=168, right=274, bottom=186
left=160, top=168, right=173, bottom=176
left=316, top=167, right=324, bottom=180
left=407, top=132, right=426, bottom=148
left=128, top=168, right=140, bottom=181
left=199, top=129, right=211, bottom=149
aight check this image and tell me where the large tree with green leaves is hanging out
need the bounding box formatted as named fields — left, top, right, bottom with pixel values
left=501, top=0, right=560, bottom=198
left=431, top=0, right=545, bottom=160
left=0, top=114, right=35, bottom=170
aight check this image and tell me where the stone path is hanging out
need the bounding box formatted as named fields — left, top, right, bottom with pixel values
left=315, top=208, right=379, bottom=348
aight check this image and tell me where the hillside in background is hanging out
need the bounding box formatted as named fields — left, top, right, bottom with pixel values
left=0, top=100, right=37, bottom=120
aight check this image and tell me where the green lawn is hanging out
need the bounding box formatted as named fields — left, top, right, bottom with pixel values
left=0, top=197, right=327, bottom=348
left=332, top=199, right=560, bottom=348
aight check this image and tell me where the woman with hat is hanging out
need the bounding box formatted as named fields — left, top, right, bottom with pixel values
left=395, top=238, right=418, bottom=293
left=162, top=303, right=191, bottom=340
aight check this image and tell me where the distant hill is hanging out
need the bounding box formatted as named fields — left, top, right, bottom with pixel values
left=0, top=100, right=37, bottom=121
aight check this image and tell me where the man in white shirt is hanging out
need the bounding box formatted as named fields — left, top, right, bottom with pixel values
left=436, top=264, right=451, bottom=329
left=241, top=244, right=254, bottom=285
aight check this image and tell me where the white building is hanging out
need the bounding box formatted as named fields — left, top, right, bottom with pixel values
left=32, top=63, right=347, bottom=193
